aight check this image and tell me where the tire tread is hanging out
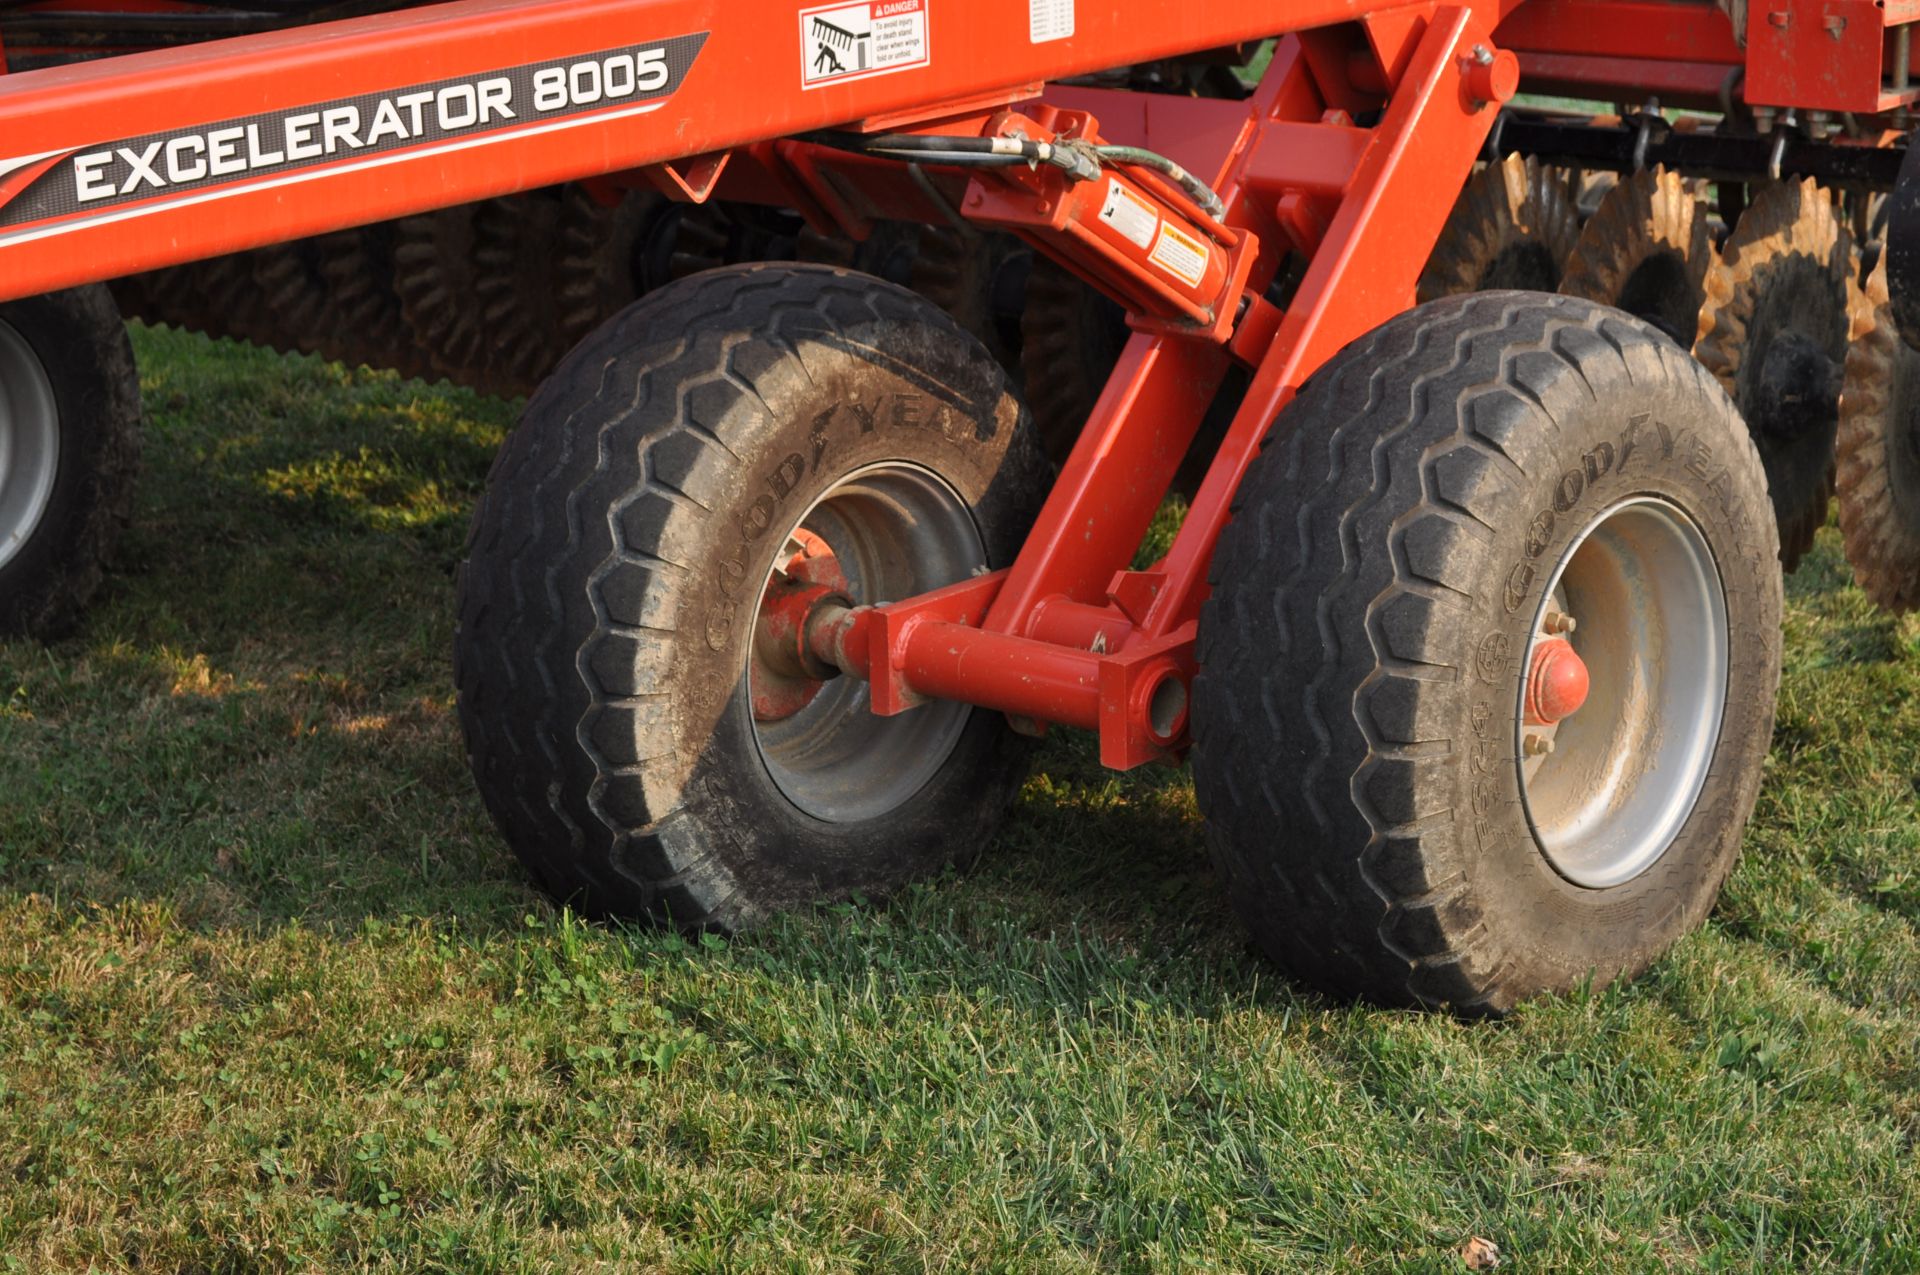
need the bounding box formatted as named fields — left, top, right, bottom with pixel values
left=1193, top=292, right=1776, bottom=1010
left=457, top=263, right=1031, bottom=926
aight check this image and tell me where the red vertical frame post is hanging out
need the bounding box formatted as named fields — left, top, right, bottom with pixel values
left=845, top=5, right=1516, bottom=768
left=1141, top=6, right=1509, bottom=647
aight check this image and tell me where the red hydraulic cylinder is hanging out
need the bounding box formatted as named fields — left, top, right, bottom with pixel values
left=962, top=109, right=1242, bottom=333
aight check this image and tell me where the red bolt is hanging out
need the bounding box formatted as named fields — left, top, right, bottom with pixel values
left=1525, top=638, right=1590, bottom=726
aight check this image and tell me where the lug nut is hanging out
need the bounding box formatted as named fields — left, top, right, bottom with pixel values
left=1544, top=610, right=1577, bottom=634
left=1524, top=734, right=1555, bottom=757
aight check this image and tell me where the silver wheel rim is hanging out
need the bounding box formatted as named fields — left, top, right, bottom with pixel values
left=1517, top=496, right=1729, bottom=889
left=748, top=462, right=984, bottom=824
left=0, top=319, right=59, bottom=574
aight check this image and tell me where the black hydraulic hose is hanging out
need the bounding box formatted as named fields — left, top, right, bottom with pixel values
left=843, top=134, right=1001, bottom=154
left=806, top=130, right=1103, bottom=182
left=805, top=129, right=1225, bottom=219
left=1092, top=146, right=1225, bottom=220
left=860, top=150, right=1037, bottom=168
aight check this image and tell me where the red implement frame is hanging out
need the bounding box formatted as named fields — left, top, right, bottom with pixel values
left=0, top=0, right=1904, bottom=770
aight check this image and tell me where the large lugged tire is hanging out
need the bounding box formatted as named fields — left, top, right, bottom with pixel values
left=1836, top=255, right=1920, bottom=611
left=1019, top=258, right=1128, bottom=464
left=455, top=263, right=1052, bottom=927
left=472, top=188, right=575, bottom=396
left=394, top=205, right=499, bottom=391
left=1192, top=292, right=1782, bottom=1012
left=0, top=285, right=142, bottom=639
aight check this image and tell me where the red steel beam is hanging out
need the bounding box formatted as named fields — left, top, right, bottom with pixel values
left=1494, top=0, right=1920, bottom=113
left=1142, top=5, right=1503, bottom=644
left=1514, top=52, right=1738, bottom=108
left=1493, top=0, right=1743, bottom=108
left=978, top=32, right=1326, bottom=634
left=1493, top=0, right=1742, bottom=64
left=0, top=0, right=1490, bottom=299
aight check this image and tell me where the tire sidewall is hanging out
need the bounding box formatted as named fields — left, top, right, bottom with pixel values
left=1444, top=360, right=1779, bottom=989
left=0, top=286, right=139, bottom=636
left=602, top=284, right=1050, bottom=919
left=1882, top=334, right=1920, bottom=537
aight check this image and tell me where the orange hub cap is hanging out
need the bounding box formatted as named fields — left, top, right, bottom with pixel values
left=1525, top=637, right=1589, bottom=726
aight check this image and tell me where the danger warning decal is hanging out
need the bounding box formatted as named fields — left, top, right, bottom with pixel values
left=800, top=0, right=929, bottom=88
left=0, top=34, right=707, bottom=240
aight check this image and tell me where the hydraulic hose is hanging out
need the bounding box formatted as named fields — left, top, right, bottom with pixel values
left=806, top=130, right=1226, bottom=221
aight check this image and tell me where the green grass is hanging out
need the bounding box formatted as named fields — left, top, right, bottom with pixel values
left=2, top=324, right=1917, bottom=1271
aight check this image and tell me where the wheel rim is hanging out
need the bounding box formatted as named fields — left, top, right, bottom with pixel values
left=1516, top=497, right=1729, bottom=889
left=0, top=318, right=59, bottom=575
left=748, top=462, right=985, bottom=824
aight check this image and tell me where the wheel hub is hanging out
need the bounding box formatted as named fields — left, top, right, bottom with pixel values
left=1524, top=637, right=1590, bottom=726
left=1516, top=497, right=1729, bottom=889
left=745, top=462, right=985, bottom=824
left=751, top=529, right=853, bottom=722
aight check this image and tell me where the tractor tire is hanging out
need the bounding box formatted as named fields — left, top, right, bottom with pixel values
left=314, top=222, right=436, bottom=381
left=0, top=285, right=143, bottom=638
left=1837, top=255, right=1920, bottom=611
left=553, top=188, right=751, bottom=348
left=454, top=263, right=1052, bottom=927
left=1020, top=257, right=1130, bottom=464
left=472, top=188, right=575, bottom=396
left=393, top=204, right=498, bottom=391
left=912, top=225, right=1029, bottom=374
left=554, top=185, right=670, bottom=345
left=1191, top=292, right=1782, bottom=1012
left=795, top=219, right=920, bottom=289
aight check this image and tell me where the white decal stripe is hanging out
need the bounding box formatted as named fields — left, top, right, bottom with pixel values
left=0, top=97, right=669, bottom=250
left=0, top=148, right=71, bottom=183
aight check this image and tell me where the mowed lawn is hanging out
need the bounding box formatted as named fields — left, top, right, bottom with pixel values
left=2, top=322, right=1917, bottom=1272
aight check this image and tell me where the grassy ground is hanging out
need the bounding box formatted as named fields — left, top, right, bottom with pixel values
left=1, top=323, right=1917, bottom=1272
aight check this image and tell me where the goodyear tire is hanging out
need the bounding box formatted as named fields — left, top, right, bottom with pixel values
left=0, top=285, right=142, bottom=639
left=455, top=263, right=1052, bottom=927
left=1192, top=292, right=1782, bottom=1011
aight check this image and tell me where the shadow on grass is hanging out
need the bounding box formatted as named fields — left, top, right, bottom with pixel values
left=24, top=327, right=1920, bottom=1020
left=0, top=323, right=1259, bottom=964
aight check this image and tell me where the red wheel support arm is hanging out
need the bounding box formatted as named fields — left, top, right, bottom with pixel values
left=776, top=7, right=1517, bottom=767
